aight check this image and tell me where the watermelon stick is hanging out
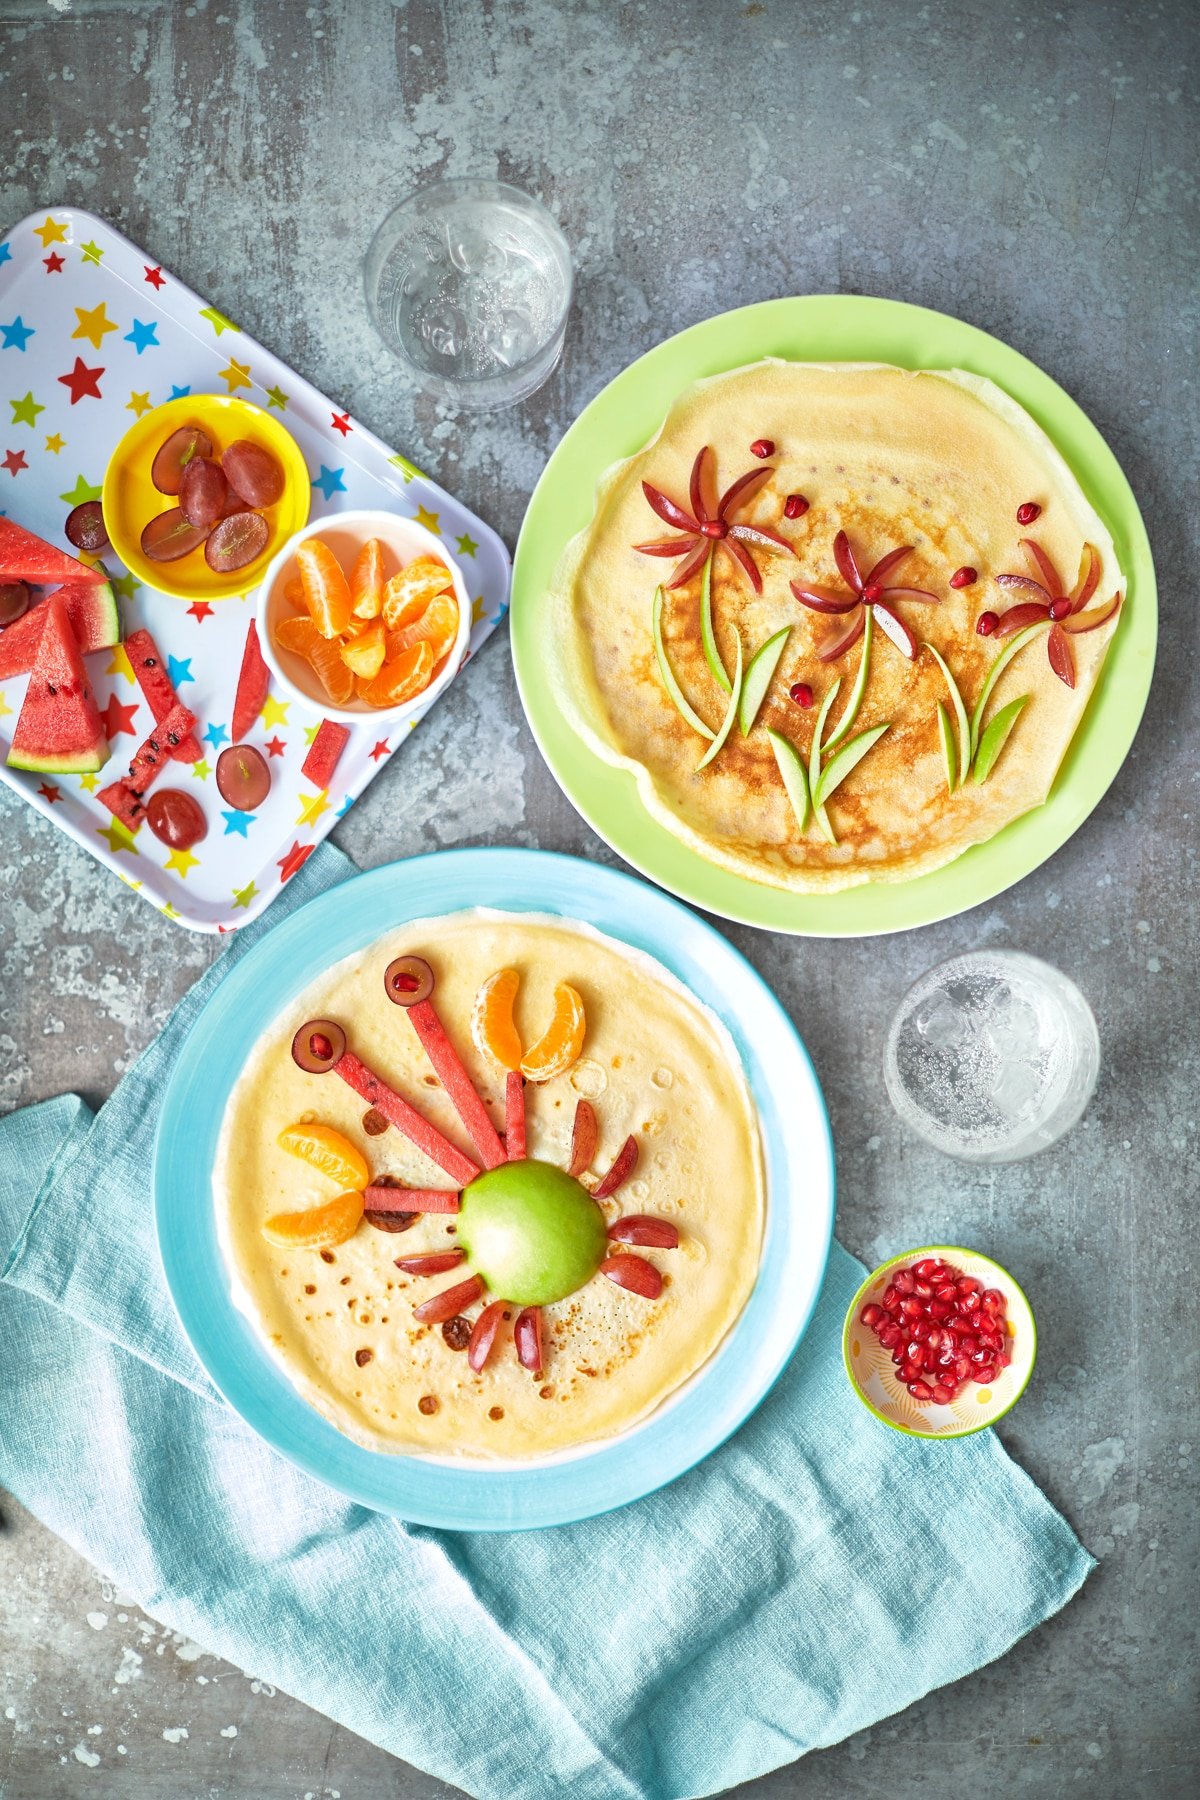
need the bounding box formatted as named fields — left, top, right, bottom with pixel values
left=505, top=1071, right=526, bottom=1161
left=231, top=619, right=270, bottom=741
left=97, top=700, right=197, bottom=830
left=362, top=1185, right=460, bottom=1214
left=383, top=955, right=507, bottom=1170
left=334, top=1049, right=480, bottom=1188
left=124, top=627, right=203, bottom=762
left=301, top=718, right=350, bottom=788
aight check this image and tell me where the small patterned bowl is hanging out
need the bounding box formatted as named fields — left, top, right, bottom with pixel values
left=843, top=1244, right=1036, bottom=1439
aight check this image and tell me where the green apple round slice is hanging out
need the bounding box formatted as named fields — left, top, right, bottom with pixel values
left=696, top=631, right=743, bottom=771
left=924, top=640, right=969, bottom=785
left=738, top=626, right=789, bottom=736
left=768, top=728, right=810, bottom=832
left=699, top=553, right=731, bottom=694
left=973, top=694, right=1030, bottom=784
left=815, top=722, right=891, bottom=807
left=652, top=584, right=714, bottom=740
left=969, top=619, right=1051, bottom=757
left=824, top=605, right=874, bottom=753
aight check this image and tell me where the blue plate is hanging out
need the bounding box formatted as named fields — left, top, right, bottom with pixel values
left=154, top=850, right=835, bottom=1529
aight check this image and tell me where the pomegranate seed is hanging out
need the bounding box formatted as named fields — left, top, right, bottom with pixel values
left=935, top=1282, right=957, bottom=1303
left=913, top=1259, right=936, bottom=1277
left=911, top=1320, right=931, bottom=1341
left=900, top=1361, right=919, bottom=1383
left=906, top=1342, right=926, bottom=1367
left=975, top=1363, right=996, bottom=1383
left=311, top=1032, right=332, bottom=1060
left=913, top=1281, right=933, bottom=1300
left=908, top=1380, right=934, bottom=1401
left=893, top=1269, right=915, bottom=1295
left=954, top=1355, right=972, bottom=1380
left=983, top=1289, right=1004, bottom=1309
left=870, top=1256, right=1010, bottom=1410
left=750, top=438, right=774, bottom=459
left=883, top=1285, right=899, bottom=1311
left=926, top=1327, right=942, bottom=1350
left=1016, top=501, right=1042, bottom=525
left=789, top=681, right=814, bottom=708
left=860, top=1302, right=884, bottom=1327
left=976, top=611, right=999, bottom=637
left=784, top=492, right=809, bottom=519
left=1049, top=596, right=1071, bottom=621
left=901, top=1296, right=923, bottom=1319
left=950, top=565, right=977, bottom=588
left=957, top=1276, right=981, bottom=1298
left=862, top=582, right=883, bottom=603
left=878, top=1323, right=901, bottom=1349
left=932, top=1383, right=953, bottom=1404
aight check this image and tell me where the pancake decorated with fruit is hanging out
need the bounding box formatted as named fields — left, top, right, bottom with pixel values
left=548, top=360, right=1126, bottom=892
left=215, top=911, right=764, bottom=1459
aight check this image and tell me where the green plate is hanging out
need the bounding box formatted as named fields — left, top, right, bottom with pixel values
left=511, top=296, right=1157, bottom=936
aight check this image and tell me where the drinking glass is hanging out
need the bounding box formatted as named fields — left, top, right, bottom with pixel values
left=884, top=950, right=1100, bottom=1162
left=364, top=177, right=573, bottom=410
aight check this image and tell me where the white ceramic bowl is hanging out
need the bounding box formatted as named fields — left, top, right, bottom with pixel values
left=256, top=508, right=471, bottom=726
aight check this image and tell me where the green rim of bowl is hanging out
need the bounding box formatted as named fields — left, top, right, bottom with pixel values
left=841, top=1243, right=1038, bottom=1439
left=510, top=295, right=1157, bottom=936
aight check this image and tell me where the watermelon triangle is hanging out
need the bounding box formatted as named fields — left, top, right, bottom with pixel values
left=7, top=593, right=110, bottom=774
left=0, top=580, right=120, bottom=681
left=0, top=517, right=105, bottom=587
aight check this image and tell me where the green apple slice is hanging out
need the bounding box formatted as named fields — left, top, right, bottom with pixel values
left=824, top=605, right=874, bottom=752
left=969, top=619, right=1051, bottom=757
left=815, top=722, right=891, bottom=807
left=696, top=631, right=742, bottom=770
left=767, top=728, right=810, bottom=832
left=973, top=694, right=1030, bottom=783
left=808, top=676, right=842, bottom=845
left=936, top=700, right=956, bottom=792
left=652, top=585, right=714, bottom=740
left=924, top=640, right=969, bottom=786
left=699, top=552, right=731, bottom=694
left=738, top=626, right=789, bottom=735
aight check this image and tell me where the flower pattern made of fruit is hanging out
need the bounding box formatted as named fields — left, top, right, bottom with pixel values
left=271, top=955, right=681, bottom=1378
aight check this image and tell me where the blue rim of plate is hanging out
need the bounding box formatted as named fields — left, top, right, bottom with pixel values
left=154, top=849, right=835, bottom=1530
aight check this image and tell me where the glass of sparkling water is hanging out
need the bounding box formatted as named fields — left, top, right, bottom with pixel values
left=885, top=950, right=1100, bottom=1163
left=364, top=177, right=573, bottom=410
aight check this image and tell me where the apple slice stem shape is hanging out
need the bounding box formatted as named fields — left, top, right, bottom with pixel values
left=1062, top=589, right=1121, bottom=634
left=808, top=676, right=843, bottom=845
left=936, top=701, right=957, bottom=793
left=814, top=722, right=890, bottom=808
left=767, top=728, right=810, bottom=833
left=652, top=586, right=715, bottom=741
left=1047, top=622, right=1076, bottom=688
left=870, top=600, right=917, bottom=659
left=1069, top=543, right=1102, bottom=613
left=699, top=552, right=730, bottom=694
left=973, top=694, right=1030, bottom=784
left=824, top=605, right=874, bottom=753
left=923, top=640, right=970, bottom=787
left=969, top=619, right=1051, bottom=757
left=738, top=627, right=789, bottom=735
left=695, top=630, right=743, bottom=771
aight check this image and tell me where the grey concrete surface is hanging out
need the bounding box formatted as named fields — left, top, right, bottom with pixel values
left=1, top=0, right=1197, bottom=1795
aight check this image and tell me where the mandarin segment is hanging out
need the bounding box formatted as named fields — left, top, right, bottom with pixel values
left=350, top=537, right=387, bottom=620
left=296, top=537, right=353, bottom=638
left=471, top=967, right=523, bottom=1071
left=262, top=1188, right=365, bottom=1249
left=364, top=639, right=435, bottom=707
left=520, top=983, right=586, bottom=1082
left=277, top=1121, right=370, bottom=1190
left=340, top=618, right=387, bottom=680
left=381, top=555, right=453, bottom=630
left=387, top=589, right=459, bottom=662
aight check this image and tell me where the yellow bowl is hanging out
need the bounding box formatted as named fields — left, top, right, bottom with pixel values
left=102, top=395, right=311, bottom=602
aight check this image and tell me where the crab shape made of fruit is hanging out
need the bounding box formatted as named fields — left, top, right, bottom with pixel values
left=278, top=955, right=679, bottom=1379
left=634, top=444, right=797, bottom=594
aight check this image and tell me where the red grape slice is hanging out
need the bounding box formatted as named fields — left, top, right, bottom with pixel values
left=413, top=1274, right=486, bottom=1325
left=205, top=510, right=269, bottom=573
left=146, top=789, right=208, bottom=850
left=179, top=457, right=228, bottom=530
left=216, top=743, right=271, bottom=811
left=467, top=1300, right=506, bottom=1372
left=393, top=1249, right=465, bottom=1276
left=600, top=1254, right=663, bottom=1299
left=151, top=426, right=213, bottom=495
left=606, top=1215, right=680, bottom=1249
left=141, top=507, right=211, bottom=562
left=513, top=1306, right=543, bottom=1372
left=568, top=1098, right=597, bottom=1178
left=592, top=1135, right=638, bottom=1198
left=221, top=439, right=285, bottom=507
left=65, top=500, right=109, bottom=552
left=0, top=581, right=30, bottom=625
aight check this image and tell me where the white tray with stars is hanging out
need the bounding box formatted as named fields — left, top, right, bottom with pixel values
left=0, top=207, right=510, bottom=933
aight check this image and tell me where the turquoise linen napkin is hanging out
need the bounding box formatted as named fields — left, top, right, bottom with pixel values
left=0, top=844, right=1094, bottom=1800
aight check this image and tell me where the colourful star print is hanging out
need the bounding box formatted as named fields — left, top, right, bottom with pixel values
left=204, top=721, right=229, bottom=750
left=414, top=503, right=440, bottom=535
left=0, top=692, right=11, bottom=721
left=278, top=841, right=314, bottom=882
left=164, top=846, right=200, bottom=878
left=199, top=306, right=238, bottom=336
left=232, top=880, right=258, bottom=910
left=58, top=357, right=104, bottom=404
left=108, top=644, right=136, bottom=684
left=2, top=450, right=27, bottom=476
left=161, top=901, right=181, bottom=920
left=387, top=452, right=421, bottom=483
left=312, top=464, right=346, bottom=500
left=167, top=655, right=194, bottom=687
left=191, top=760, right=211, bottom=781
left=124, top=319, right=159, bottom=354
left=330, top=411, right=351, bottom=436
left=144, top=265, right=165, bottom=289
left=100, top=694, right=139, bottom=738
left=1, top=317, right=35, bottom=351
left=264, top=736, right=286, bottom=758
left=302, top=722, right=322, bottom=746
left=296, top=790, right=329, bottom=827
left=80, top=240, right=104, bottom=266
left=265, top=384, right=288, bottom=410
left=109, top=572, right=139, bottom=602
left=59, top=473, right=101, bottom=506
left=73, top=302, right=118, bottom=351
left=260, top=694, right=290, bottom=728
left=335, top=794, right=355, bottom=818
left=33, top=217, right=67, bottom=247
left=219, top=358, right=252, bottom=393
left=187, top=601, right=214, bottom=622
left=43, top=252, right=65, bottom=274
left=37, top=782, right=60, bottom=805
left=126, top=390, right=152, bottom=417
left=456, top=533, right=478, bottom=557
left=169, top=384, right=191, bottom=400
left=44, top=433, right=65, bottom=454
left=77, top=771, right=98, bottom=793
left=471, top=596, right=488, bottom=625
left=10, top=392, right=45, bottom=427
left=98, top=817, right=138, bottom=856
left=0, top=244, right=9, bottom=267
left=369, top=739, right=390, bottom=762
left=221, top=810, right=254, bottom=837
